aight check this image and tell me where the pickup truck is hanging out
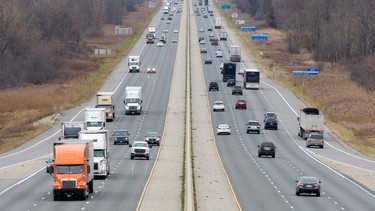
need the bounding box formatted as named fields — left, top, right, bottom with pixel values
left=246, top=121, right=261, bottom=134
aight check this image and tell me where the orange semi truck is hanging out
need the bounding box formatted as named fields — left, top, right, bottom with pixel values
left=52, top=140, right=94, bottom=201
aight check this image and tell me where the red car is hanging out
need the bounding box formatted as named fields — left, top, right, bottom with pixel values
left=200, top=48, right=207, bottom=53
left=235, top=99, right=247, bottom=109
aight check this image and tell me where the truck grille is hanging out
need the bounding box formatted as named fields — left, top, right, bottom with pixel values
left=135, top=149, right=146, bottom=153
left=94, top=162, right=98, bottom=170
left=129, top=106, right=137, bottom=111
left=62, top=180, right=76, bottom=189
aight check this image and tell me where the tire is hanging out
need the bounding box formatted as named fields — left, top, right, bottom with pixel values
left=53, top=195, right=59, bottom=201
left=247, top=130, right=249, bottom=134
left=272, top=154, right=275, bottom=158
left=258, top=154, right=261, bottom=158
left=320, top=145, right=324, bottom=148
left=157, top=143, right=160, bottom=146
left=257, top=130, right=260, bottom=134
left=88, top=180, right=94, bottom=193
left=131, top=156, right=134, bottom=160
left=213, top=109, right=216, bottom=112
left=316, top=192, right=320, bottom=197
left=296, top=191, right=300, bottom=196
left=114, top=142, right=117, bottom=145
left=146, top=156, right=149, bottom=160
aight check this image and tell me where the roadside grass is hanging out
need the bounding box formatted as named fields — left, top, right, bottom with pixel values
left=214, top=2, right=375, bottom=158
left=0, top=1, right=161, bottom=153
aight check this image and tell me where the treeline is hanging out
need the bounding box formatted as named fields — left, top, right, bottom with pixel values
left=234, top=0, right=375, bottom=89
left=0, top=0, right=145, bottom=89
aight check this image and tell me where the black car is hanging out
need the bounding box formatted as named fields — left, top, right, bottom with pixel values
left=209, top=82, right=219, bottom=91
left=198, top=37, right=205, bottom=42
left=204, top=58, right=212, bottom=64
left=295, top=176, right=321, bottom=196
left=168, top=17, right=172, bottom=20
left=264, top=118, right=278, bottom=130
left=257, top=142, right=276, bottom=158
left=112, top=129, right=130, bottom=145
left=227, top=79, right=236, bottom=87
left=46, top=157, right=54, bottom=173
left=145, top=132, right=161, bottom=146
left=203, top=14, right=208, bottom=18
left=207, top=27, right=213, bottom=31
left=232, top=86, right=243, bottom=95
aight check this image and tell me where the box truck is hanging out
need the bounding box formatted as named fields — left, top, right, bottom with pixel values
left=124, top=87, right=142, bottom=115
left=128, top=56, right=140, bottom=73
left=215, top=18, right=222, bottom=29
left=230, top=45, right=241, bottom=62
left=79, top=130, right=110, bottom=178
left=84, top=108, right=106, bottom=130
left=95, top=92, right=115, bottom=121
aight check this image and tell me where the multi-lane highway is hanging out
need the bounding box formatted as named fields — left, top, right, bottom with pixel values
left=1, top=0, right=375, bottom=210
left=0, top=3, right=183, bottom=211
left=196, top=3, right=375, bottom=210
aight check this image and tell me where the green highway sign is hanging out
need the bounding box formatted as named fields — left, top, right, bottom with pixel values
left=221, top=3, right=231, bottom=9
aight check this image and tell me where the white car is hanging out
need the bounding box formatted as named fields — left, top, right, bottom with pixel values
left=199, top=39, right=206, bottom=45
left=213, top=101, right=225, bottom=112
left=199, top=28, right=204, bottom=32
left=147, top=67, right=156, bottom=73
left=173, top=29, right=179, bottom=33
left=215, top=49, right=223, bottom=58
left=157, top=42, right=164, bottom=47
left=172, top=39, right=178, bottom=43
left=209, top=33, right=214, bottom=37
left=163, top=29, right=169, bottom=33
left=130, top=141, right=151, bottom=160
left=217, top=124, right=231, bottom=135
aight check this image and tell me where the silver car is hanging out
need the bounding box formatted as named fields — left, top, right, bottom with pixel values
left=306, top=132, right=324, bottom=148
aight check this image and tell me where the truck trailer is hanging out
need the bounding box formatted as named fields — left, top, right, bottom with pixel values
left=215, top=18, right=222, bottom=29
left=60, top=121, right=85, bottom=140
left=230, top=45, right=241, bottom=62
left=52, top=140, right=94, bottom=200
left=84, top=108, right=106, bottom=130
left=298, top=108, right=324, bottom=139
left=95, top=92, right=115, bottom=122
left=79, top=130, right=110, bottom=178
left=128, top=56, right=141, bottom=73
left=124, top=86, right=142, bottom=115
left=222, top=62, right=236, bottom=82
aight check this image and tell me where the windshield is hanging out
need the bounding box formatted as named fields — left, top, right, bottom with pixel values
left=126, top=98, right=140, bottom=103
left=114, top=131, right=129, bottom=136
left=245, top=71, right=260, bottom=83
left=129, top=62, right=139, bottom=66
left=56, top=165, right=83, bottom=174
left=94, top=149, right=105, bottom=157
left=86, top=122, right=102, bottom=127
left=147, top=132, right=158, bottom=137
left=133, top=142, right=149, bottom=148
left=310, top=134, right=323, bottom=139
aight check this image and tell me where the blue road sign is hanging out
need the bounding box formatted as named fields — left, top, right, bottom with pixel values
left=292, top=68, right=319, bottom=75
left=241, top=26, right=256, bottom=32
left=251, top=34, right=268, bottom=41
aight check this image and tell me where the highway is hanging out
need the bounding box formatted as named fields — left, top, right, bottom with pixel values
left=1, top=0, right=375, bottom=210
left=0, top=4, right=182, bottom=211
left=195, top=3, right=375, bottom=211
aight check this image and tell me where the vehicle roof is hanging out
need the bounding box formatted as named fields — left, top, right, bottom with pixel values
left=261, top=141, right=275, bottom=146
left=218, top=124, right=229, bottom=127
left=299, top=176, right=319, bottom=182
left=265, top=118, right=277, bottom=122
left=214, top=100, right=223, bottom=103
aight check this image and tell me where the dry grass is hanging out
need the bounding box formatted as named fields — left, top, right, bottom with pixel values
left=214, top=2, right=375, bottom=158
left=0, top=0, right=162, bottom=153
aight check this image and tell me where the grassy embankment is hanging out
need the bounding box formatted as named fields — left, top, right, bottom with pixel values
left=0, top=1, right=162, bottom=154
left=214, top=2, right=375, bottom=157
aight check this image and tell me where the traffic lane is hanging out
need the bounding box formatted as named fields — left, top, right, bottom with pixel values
left=255, top=82, right=375, bottom=171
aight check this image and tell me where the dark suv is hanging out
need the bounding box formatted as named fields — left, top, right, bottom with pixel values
left=258, top=142, right=276, bottom=158
left=232, top=86, right=243, bottom=95
left=209, top=82, right=219, bottom=91
left=227, top=79, right=236, bottom=87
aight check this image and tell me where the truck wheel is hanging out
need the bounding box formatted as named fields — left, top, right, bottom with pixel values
left=146, top=156, right=150, bottom=160
left=272, top=154, right=275, bottom=158
left=53, top=195, right=59, bottom=201
left=257, top=130, right=260, bottom=134
left=88, top=180, right=94, bottom=193
left=131, top=156, right=134, bottom=160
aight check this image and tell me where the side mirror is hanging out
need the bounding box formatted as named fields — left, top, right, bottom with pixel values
left=123, top=100, right=126, bottom=104
left=257, top=145, right=260, bottom=148
left=87, top=165, right=91, bottom=173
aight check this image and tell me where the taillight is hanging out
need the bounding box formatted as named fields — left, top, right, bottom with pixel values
left=314, top=184, right=320, bottom=188
left=298, top=183, right=304, bottom=187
